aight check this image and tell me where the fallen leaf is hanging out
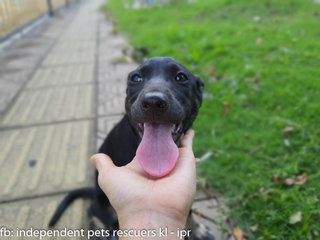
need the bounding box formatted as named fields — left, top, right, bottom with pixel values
left=250, top=224, right=259, bottom=232
left=295, top=173, right=307, bottom=185
left=207, top=66, right=217, bottom=77
left=256, top=37, right=263, bottom=44
left=222, top=102, right=230, bottom=116
left=253, top=16, right=261, bottom=22
left=112, top=20, right=118, bottom=27
left=289, top=211, right=302, bottom=225
left=276, top=173, right=308, bottom=186
left=253, top=27, right=259, bottom=32
left=283, top=126, right=294, bottom=134
left=273, top=174, right=279, bottom=183
left=283, top=178, right=295, bottom=186
left=284, top=139, right=290, bottom=147
left=204, top=183, right=212, bottom=197
left=233, top=226, right=244, bottom=240
left=276, top=105, right=281, bottom=110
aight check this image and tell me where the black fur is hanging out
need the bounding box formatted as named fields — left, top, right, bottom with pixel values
left=49, top=57, right=204, bottom=232
left=49, top=187, right=94, bottom=227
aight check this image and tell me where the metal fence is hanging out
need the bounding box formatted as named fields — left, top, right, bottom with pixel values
left=0, top=0, right=73, bottom=38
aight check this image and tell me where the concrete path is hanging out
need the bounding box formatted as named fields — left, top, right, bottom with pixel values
left=0, top=0, right=119, bottom=235
left=0, top=1, right=231, bottom=239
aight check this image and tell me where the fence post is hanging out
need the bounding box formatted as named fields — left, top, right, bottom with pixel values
left=47, top=0, right=54, bottom=16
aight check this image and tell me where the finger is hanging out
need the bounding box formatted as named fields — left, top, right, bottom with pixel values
left=178, top=133, right=184, bottom=147
left=168, top=147, right=196, bottom=190
left=90, top=153, right=115, bottom=173
left=180, top=129, right=195, bottom=149
left=127, top=156, right=142, bottom=170
left=127, top=157, right=150, bottom=177
left=169, top=130, right=196, bottom=179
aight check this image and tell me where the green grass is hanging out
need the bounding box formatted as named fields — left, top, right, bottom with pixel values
left=102, top=0, right=320, bottom=239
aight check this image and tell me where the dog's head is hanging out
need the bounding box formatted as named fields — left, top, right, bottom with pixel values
left=125, top=57, right=204, bottom=177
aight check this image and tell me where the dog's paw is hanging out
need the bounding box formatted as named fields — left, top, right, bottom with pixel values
left=88, top=204, right=119, bottom=240
left=88, top=216, right=119, bottom=240
left=191, top=222, right=215, bottom=240
left=186, top=215, right=215, bottom=240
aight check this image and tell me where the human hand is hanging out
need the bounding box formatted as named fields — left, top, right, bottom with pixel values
left=90, top=129, right=196, bottom=239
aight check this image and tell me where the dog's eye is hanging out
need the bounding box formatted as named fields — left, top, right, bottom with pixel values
left=175, top=73, right=188, bottom=82
left=131, top=74, right=143, bottom=83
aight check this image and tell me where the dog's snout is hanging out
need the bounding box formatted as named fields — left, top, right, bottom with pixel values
left=142, top=92, right=167, bottom=111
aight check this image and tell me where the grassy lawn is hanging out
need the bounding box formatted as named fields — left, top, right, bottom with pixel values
left=102, top=0, right=320, bottom=239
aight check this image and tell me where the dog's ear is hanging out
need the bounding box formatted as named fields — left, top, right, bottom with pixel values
left=196, top=76, right=204, bottom=93
left=126, top=71, right=135, bottom=95
left=194, top=76, right=204, bottom=108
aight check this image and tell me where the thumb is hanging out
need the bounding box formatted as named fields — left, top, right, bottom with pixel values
left=90, top=154, right=116, bottom=199
left=180, top=129, right=195, bottom=150
left=169, top=129, right=196, bottom=178
left=90, top=153, right=115, bottom=173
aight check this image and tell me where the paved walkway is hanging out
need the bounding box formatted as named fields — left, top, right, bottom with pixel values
left=0, top=0, right=131, bottom=235
left=0, top=1, right=231, bottom=239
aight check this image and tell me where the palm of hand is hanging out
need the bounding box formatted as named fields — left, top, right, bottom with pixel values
left=91, top=130, right=196, bottom=230
left=97, top=147, right=196, bottom=225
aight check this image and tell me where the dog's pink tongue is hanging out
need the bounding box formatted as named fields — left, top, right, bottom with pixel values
left=136, top=123, right=179, bottom=178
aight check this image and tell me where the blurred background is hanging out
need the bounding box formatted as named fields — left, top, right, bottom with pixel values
left=0, top=0, right=67, bottom=39
left=103, top=0, right=320, bottom=239
left=0, top=0, right=319, bottom=239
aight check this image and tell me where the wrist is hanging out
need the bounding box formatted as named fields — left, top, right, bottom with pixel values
left=117, top=210, right=187, bottom=239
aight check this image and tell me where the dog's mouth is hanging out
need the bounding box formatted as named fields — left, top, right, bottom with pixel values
left=137, top=122, right=183, bottom=141
left=135, top=121, right=184, bottom=178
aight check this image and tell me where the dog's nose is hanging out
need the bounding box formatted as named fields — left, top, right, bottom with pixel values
left=142, top=92, right=167, bottom=111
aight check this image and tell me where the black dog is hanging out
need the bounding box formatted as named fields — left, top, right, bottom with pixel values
left=49, top=57, right=204, bottom=237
